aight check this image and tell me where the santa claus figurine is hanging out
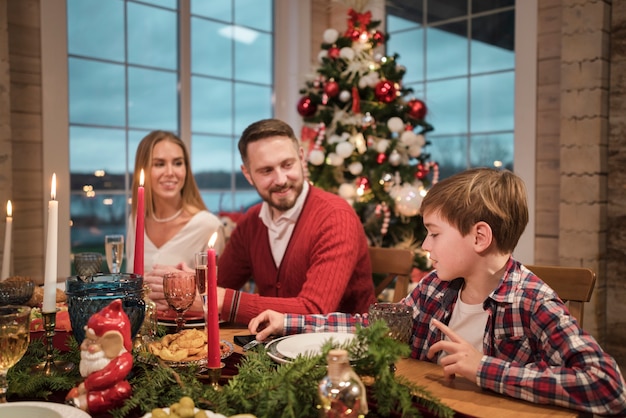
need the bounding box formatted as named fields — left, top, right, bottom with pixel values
left=66, top=299, right=133, bottom=414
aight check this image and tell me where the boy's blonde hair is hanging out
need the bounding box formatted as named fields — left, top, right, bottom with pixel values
left=420, top=168, right=529, bottom=253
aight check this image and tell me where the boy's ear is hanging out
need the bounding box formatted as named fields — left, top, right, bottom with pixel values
left=473, top=221, right=493, bottom=252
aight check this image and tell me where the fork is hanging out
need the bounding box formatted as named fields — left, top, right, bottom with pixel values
left=243, top=336, right=275, bottom=351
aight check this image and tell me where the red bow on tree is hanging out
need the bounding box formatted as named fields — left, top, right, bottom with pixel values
left=346, top=8, right=372, bottom=31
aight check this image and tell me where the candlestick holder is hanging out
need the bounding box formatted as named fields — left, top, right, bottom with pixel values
left=205, top=364, right=224, bottom=390
left=32, top=310, right=75, bottom=375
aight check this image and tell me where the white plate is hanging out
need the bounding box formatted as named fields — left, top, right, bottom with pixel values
left=266, top=332, right=354, bottom=364
left=0, top=401, right=90, bottom=418
left=142, top=406, right=226, bottom=418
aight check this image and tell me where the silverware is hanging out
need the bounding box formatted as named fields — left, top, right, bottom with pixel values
left=243, top=336, right=275, bottom=351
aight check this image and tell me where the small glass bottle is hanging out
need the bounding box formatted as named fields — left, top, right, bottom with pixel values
left=318, top=349, right=368, bottom=418
left=135, top=284, right=158, bottom=348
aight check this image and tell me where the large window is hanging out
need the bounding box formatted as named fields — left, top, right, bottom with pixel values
left=386, top=0, right=515, bottom=179
left=67, top=0, right=274, bottom=253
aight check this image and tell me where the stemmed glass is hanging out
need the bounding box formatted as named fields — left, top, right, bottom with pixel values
left=194, top=252, right=208, bottom=322
left=163, top=272, right=196, bottom=333
left=105, top=235, right=124, bottom=274
left=0, top=305, right=31, bottom=403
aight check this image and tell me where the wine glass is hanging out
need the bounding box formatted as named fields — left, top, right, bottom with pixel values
left=194, top=252, right=208, bottom=326
left=105, top=234, right=124, bottom=274
left=163, top=272, right=196, bottom=333
left=0, top=305, right=31, bottom=402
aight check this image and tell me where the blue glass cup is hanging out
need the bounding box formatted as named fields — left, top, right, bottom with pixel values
left=66, top=273, right=145, bottom=345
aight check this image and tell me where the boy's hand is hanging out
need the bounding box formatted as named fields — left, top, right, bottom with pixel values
left=427, top=318, right=482, bottom=382
left=248, top=310, right=285, bottom=341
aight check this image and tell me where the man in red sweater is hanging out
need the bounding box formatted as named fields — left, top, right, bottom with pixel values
left=216, top=118, right=376, bottom=324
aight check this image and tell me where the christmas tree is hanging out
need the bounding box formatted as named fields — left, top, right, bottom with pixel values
left=297, top=5, right=437, bottom=271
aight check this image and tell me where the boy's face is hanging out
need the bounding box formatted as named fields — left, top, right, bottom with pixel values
left=421, top=210, right=477, bottom=281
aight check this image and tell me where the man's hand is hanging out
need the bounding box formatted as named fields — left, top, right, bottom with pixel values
left=427, top=318, right=482, bottom=382
left=144, top=264, right=190, bottom=311
left=248, top=310, right=285, bottom=341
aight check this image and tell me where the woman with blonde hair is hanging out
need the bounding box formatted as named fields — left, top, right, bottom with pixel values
left=126, top=130, right=225, bottom=297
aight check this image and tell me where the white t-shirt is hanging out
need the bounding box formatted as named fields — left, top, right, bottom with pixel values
left=126, top=210, right=225, bottom=274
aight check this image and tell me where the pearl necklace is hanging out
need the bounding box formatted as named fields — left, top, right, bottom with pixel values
left=152, top=208, right=183, bottom=223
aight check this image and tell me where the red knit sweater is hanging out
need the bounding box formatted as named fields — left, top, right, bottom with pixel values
left=218, top=186, right=376, bottom=324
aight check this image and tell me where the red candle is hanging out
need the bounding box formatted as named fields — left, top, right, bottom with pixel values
left=133, top=169, right=145, bottom=276
left=206, top=232, right=221, bottom=368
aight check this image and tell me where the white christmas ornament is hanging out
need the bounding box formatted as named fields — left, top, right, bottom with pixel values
left=358, top=75, right=370, bottom=89
left=328, top=134, right=342, bottom=144
left=415, top=134, right=426, bottom=147
left=339, top=90, right=351, bottom=102
left=318, top=50, right=328, bottom=62
left=375, top=139, right=390, bottom=153
left=335, top=141, right=355, bottom=158
left=400, top=130, right=419, bottom=146
left=388, top=149, right=402, bottom=166
left=308, top=149, right=325, bottom=166
left=387, top=117, right=405, bottom=133
left=338, top=183, right=356, bottom=200
left=327, top=152, right=344, bottom=166
left=395, top=184, right=423, bottom=217
left=367, top=72, right=380, bottom=87
left=348, top=161, right=363, bottom=175
left=408, top=144, right=422, bottom=158
left=323, top=28, right=339, bottom=44
left=339, top=47, right=355, bottom=61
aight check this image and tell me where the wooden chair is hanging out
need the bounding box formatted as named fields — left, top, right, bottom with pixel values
left=526, top=264, right=596, bottom=327
left=369, top=247, right=414, bottom=303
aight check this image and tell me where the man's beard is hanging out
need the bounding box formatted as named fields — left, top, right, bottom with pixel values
left=266, top=180, right=303, bottom=212
left=80, top=349, right=112, bottom=377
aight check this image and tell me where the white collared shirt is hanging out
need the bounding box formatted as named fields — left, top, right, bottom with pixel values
left=259, top=181, right=310, bottom=267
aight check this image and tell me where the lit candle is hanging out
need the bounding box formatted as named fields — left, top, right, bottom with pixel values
left=133, top=169, right=145, bottom=276
left=206, top=232, right=221, bottom=368
left=1, top=200, right=12, bottom=280
left=43, top=174, right=58, bottom=313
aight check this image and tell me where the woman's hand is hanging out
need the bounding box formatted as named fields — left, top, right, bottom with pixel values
left=248, top=310, right=285, bottom=341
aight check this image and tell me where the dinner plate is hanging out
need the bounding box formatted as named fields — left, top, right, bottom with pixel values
left=266, top=332, right=355, bottom=364
left=141, top=407, right=226, bottom=418
left=157, top=309, right=205, bottom=322
left=0, top=401, right=90, bottom=418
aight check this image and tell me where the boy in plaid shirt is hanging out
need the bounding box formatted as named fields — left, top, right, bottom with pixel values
left=249, top=168, right=626, bottom=415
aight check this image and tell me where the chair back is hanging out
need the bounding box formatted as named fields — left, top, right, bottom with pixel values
left=369, top=247, right=414, bottom=302
left=525, top=264, right=596, bottom=327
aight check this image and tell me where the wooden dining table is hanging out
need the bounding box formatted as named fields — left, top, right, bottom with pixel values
left=219, top=327, right=587, bottom=418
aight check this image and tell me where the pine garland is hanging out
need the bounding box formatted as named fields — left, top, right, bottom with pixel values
left=10, top=322, right=454, bottom=418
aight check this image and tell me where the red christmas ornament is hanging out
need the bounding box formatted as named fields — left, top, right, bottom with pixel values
left=374, top=80, right=397, bottom=103
left=327, top=46, right=340, bottom=59
left=372, top=31, right=385, bottom=44
left=347, top=28, right=362, bottom=41
left=297, top=96, right=317, bottom=117
left=376, top=153, right=387, bottom=164
left=407, top=98, right=427, bottom=120
left=356, top=176, right=371, bottom=191
left=416, top=163, right=429, bottom=180
left=324, top=80, right=340, bottom=97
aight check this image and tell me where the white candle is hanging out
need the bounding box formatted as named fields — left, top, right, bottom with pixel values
left=1, top=200, right=12, bottom=280
left=43, top=174, right=58, bottom=313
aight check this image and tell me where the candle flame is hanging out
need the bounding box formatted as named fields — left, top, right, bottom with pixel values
left=51, top=173, right=57, bottom=200
left=139, top=169, right=145, bottom=187
left=208, top=232, right=218, bottom=248
left=6, top=200, right=11, bottom=217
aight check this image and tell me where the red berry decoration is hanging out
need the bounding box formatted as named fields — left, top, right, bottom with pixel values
left=374, top=80, right=397, bottom=104
left=324, top=80, right=340, bottom=97
left=376, top=153, right=387, bottom=164
left=372, top=31, right=385, bottom=44
left=407, top=98, right=427, bottom=120
left=327, top=46, right=340, bottom=59
left=416, top=163, right=429, bottom=180
left=297, top=96, right=317, bottom=117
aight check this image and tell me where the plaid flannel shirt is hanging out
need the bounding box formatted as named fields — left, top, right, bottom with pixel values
left=284, top=257, right=626, bottom=415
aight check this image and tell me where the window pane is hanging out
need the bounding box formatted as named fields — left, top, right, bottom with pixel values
left=192, top=77, right=233, bottom=134
left=192, top=18, right=233, bottom=78
left=192, top=134, right=234, bottom=175
left=387, top=28, right=424, bottom=84
left=427, top=135, right=468, bottom=178
left=128, top=129, right=152, bottom=170
left=69, top=58, right=125, bottom=126
left=426, top=22, right=467, bottom=80
left=427, top=0, right=467, bottom=23
left=67, top=0, right=124, bottom=61
left=472, top=0, right=514, bottom=13
left=234, top=83, right=273, bottom=134
left=128, top=67, right=178, bottom=131
left=138, top=0, right=177, bottom=9
left=469, top=133, right=513, bottom=170
left=471, top=11, right=514, bottom=73
left=387, top=14, right=420, bottom=32
left=191, top=0, right=231, bottom=22
left=470, top=72, right=514, bottom=132
left=128, top=2, right=177, bottom=70
left=235, top=31, right=272, bottom=84
left=426, top=78, right=468, bottom=135
left=235, top=0, right=272, bottom=31
left=70, top=127, right=127, bottom=175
